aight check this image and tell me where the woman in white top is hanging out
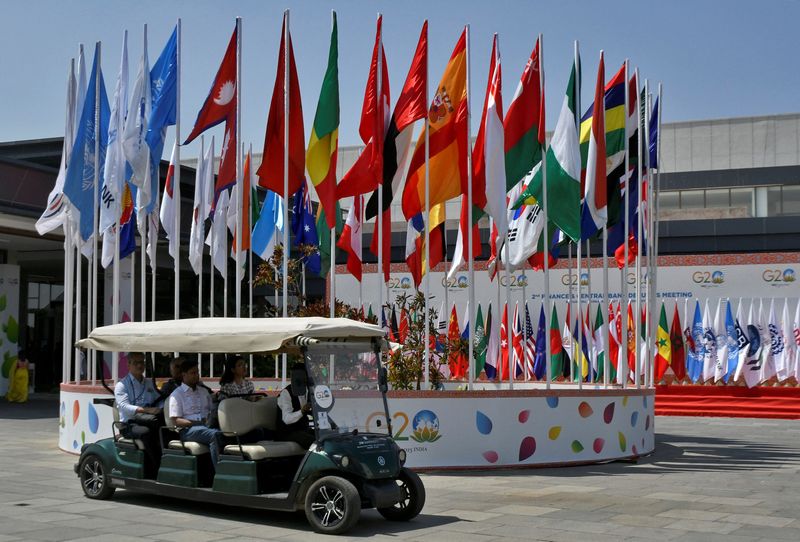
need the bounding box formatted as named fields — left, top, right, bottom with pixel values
left=219, top=356, right=256, bottom=399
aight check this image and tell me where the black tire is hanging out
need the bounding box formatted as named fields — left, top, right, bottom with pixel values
left=304, top=476, right=361, bottom=535
left=377, top=468, right=426, bottom=521
left=79, top=453, right=116, bottom=500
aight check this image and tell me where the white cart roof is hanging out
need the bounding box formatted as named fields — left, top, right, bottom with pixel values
left=75, top=317, right=386, bottom=354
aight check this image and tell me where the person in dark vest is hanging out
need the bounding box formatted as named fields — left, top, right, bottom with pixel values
left=275, top=365, right=315, bottom=449
left=159, top=356, right=184, bottom=400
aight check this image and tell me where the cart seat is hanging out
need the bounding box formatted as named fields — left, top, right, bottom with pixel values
left=168, top=440, right=210, bottom=455
left=223, top=440, right=305, bottom=460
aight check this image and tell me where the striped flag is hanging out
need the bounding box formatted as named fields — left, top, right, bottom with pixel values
left=580, top=51, right=607, bottom=239
left=485, top=304, right=499, bottom=380
left=524, top=303, right=536, bottom=379
left=654, top=302, right=672, bottom=381
left=338, top=195, right=363, bottom=282
left=512, top=302, right=524, bottom=379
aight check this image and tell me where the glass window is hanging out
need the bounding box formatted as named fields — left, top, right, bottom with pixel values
left=40, top=284, right=51, bottom=309
left=705, top=189, right=729, bottom=208
left=659, top=191, right=679, bottom=211
left=52, top=285, right=64, bottom=301
left=781, top=185, right=800, bottom=216
left=730, top=188, right=753, bottom=216
left=680, top=190, right=704, bottom=209
left=767, top=186, right=782, bottom=216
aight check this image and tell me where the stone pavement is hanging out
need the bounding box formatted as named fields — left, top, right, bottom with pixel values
left=1, top=395, right=799, bottom=541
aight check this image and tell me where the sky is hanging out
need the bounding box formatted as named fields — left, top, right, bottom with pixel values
left=1, top=0, right=799, bottom=160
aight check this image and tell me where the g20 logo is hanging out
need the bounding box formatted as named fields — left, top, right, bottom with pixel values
left=762, top=268, right=796, bottom=284
left=499, top=274, right=528, bottom=288
left=365, top=409, right=442, bottom=443
left=692, top=270, right=724, bottom=286
left=442, top=275, right=469, bottom=289
left=387, top=277, right=413, bottom=290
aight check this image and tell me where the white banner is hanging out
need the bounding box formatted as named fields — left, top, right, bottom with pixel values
left=103, top=258, right=134, bottom=378
left=0, top=265, right=21, bottom=396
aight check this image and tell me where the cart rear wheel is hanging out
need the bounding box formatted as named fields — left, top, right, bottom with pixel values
left=79, top=454, right=116, bottom=500
left=304, top=476, right=360, bottom=535
left=377, top=468, right=425, bottom=521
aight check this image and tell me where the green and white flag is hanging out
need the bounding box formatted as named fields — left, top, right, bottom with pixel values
left=513, top=56, right=582, bottom=242
left=474, top=304, right=487, bottom=378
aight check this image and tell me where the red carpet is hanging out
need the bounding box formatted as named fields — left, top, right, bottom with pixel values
left=655, top=385, right=800, bottom=419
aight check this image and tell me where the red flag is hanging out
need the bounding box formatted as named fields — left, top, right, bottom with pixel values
left=184, top=26, right=238, bottom=205
left=512, top=303, right=524, bottom=379
left=258, top=15, right=305, bottom=197
left=447, top=305, right=461, bottom=377
left=670, top=303, right=687, bottom=381
left=369, top=209, right=391, bottom=282
left=337, top=195, right=363, bottom=281
left=500, top=302, right=509, bottom=380
left=404, top=222, right=423, bottom=288
left=608, top=302, right=620, bottom=373
left=487, top=220, right=499, bottom=281
left=399, top=308, right=409, bottom=343
left=337, top=16, right=390, bottom=199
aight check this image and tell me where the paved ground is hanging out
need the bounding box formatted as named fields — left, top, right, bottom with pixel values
left=1, top=395, right=799, bottom=542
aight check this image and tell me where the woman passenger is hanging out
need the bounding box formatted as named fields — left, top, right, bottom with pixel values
left=219, top=356, right=256, bottom=400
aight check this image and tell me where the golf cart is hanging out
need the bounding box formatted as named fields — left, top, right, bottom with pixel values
left=73, top=317, right=424, bottom=535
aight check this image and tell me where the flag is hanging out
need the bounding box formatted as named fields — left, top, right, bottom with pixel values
left=608, top=302, right=620, bottom=379
left=474, top=304, right=487, bottom=378
left=189, top=139, right=214, bottom=274
left=252, top=189, right=284, bottom=261
left=364, top=21, right=427, bottom=221
left=504, top=37, right=544, bottom=191
left=206, top=189, right=229, bottom=275
left=501, top=164, right=546, bottom=268
left=500, top=302, right=509, bottom=381
left=447, top=194, right=482, bottom=278
left=63, top=43, right=110, bottom=242
left=768, top=299, right=787, bottom=381
left=258, top=15, right=305, bottom=197
left=532, top=303, right=546, bottom=380
left=404, top=218, right=423, bottom=287
left=390, top=306, right=399, bottom=342
left=580, top=52, right=607, bottom=240
left=792, top=300, right=800, bottom=382
left=524, top=303, right=536, bottom=379
left=228, top=150, right=257, bottom=268
left=399, top=308, right=410, bottom=344
left=99, top=32, right=128, bottom=268
left=159, top=142, right=178, bottom=260
left=756, top=299, right=775, bottom=383
left=122, top=35, right=152, bottom=211
left=145, top=26, right=179, bottom=213
left=291, top=179, right=321, bottom=275
left=472, top=34, right=507, bottom=239
left=447, top=305, right=461, bottom=377
left=512, top=54, right=581, bottom=242
left=670, top=303, right=686, bottom=381
left=701, top=301, right=718, bottom=382
left=648, top=96, right=659, bottom=169
left=511, top=303, right=524, bottom=379
left=737, top=301, right=764, bottom=388
left=779, top=299, right=793, bottom=382
left=487, top=219, right=499, bottom=281
left=306, top=14, right=339, bottom=228
left=118, top=183, right=136, bottom=260
left=654, top=302, right=671, bottom=381
left=485, top=304, right=499, bottom=380
left=562, top=304, right=574, bottom=377
left=456, top=303, right=470, bottom=379
left=185, top=25, right=238, bottom=205
left=686, top=301, right=704, bottom=383
left=401, top=30, right=468, bottom=220
left=625, top=302, right=636, bottom=382
left=37, top=54, right=80, bottom=235
left=592, top=303, right=607, bottom=382
left=316, top=202, right=343, bottom=278
left=550, top=304, right=565, bottom=379
left=338, top=196, right=363, bottom=281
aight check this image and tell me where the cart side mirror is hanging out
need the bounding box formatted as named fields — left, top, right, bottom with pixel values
left=378, top=366, right=388, bottom=393
left=291, top=366, right=308, bottom=397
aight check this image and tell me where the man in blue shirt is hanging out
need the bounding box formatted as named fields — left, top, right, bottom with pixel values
left=114, top=353, right=163, bottom=475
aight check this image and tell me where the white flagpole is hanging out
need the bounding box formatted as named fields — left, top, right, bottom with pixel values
left=281, top=10, right=290, bottom=387
left=423, top=29, right=431, bottom=389
left=576, top=234, right=583, bottom=388
left=174, top=18, right=182, bottom=321
left=235, top=16, right=243, bottom=319
left=64, top=217, right=74, bottom=382
left=466, top=25, right=476, bottom=389
left=376, top=13, right=385, bottom=327
left=197, top=135, right=205, bottom=370
left=602, top=228, right=609, bottom=387
left=75, top=236, right=83, bottom=381
left=586, top=238, right=592, bottom=382
left=567, top=243, right=574, bottom=381
left=248, top=143, right=254, bottom=379
left=652, top=82, right=664, bottom=388
left=329, top=9, right=336, bottom=329
left=621, top=59, right=630, bottom=388
left=643, top=80, right=652, bottom=388
left=523, top=274, right=528, bottom=381
left=541, top=35, right=551, bottom=389
left=634, top=67, right=642, bottom=389
left=90, top=41, right=102, bottom=386
left=210, top=187, right=215, bottom=378
left=111, top=35, right=123, bottom=384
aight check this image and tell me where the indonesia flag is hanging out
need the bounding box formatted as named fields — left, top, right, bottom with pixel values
left=581, top=51, right=608, bottom=239
left=472, top=33, right=507, bottom=238
left=337, top=196, right=363, bottom=281
left=159, top=142, right=178, bottom=260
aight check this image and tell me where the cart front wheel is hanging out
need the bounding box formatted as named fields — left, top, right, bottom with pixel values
left=304, top=476, right=360, bottom=534
left=79, top=454, right=116, bottom=500
left=377, top=467, right=425, bottom=521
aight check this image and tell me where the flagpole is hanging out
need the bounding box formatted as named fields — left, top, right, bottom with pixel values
left=90, top=41, right=102, bottom=385
left=586, top=238, right=593, bottom=382
left=643, top=80, right=652, bottom=388
left=602, top=227, right=609, bottom=387
left=621, top=59, right=630, bottom=388
left=174, top=18, right=182, bottom=321
left=329, top=3, right=336, bottom=333
left=282, top=10, right=290, bottom=386
left=522, top=275, right=528, bottom=381
left=198, top=136, right=205, bottom=369
left=376, top=13, right=385, bottom=329
left=541, top=34, right=551, bottom=389
left=235, top=16, right=243, bottom=319
left=64, top=217, right=74, bottom=382
left=567, top=243, right=573, bottom=382
left=423, top=27, right=431, bottom=389
left=466, top=25, right=476, bottom=390
left=634, top=67, right=642, bottom=389
left=248, top=144, right=254, bottom=379
left=210, top=185, right=215, bottom=378
left=653, top=82, right=663, bottom=388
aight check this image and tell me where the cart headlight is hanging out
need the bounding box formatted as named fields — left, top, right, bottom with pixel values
left=398, top=449, right=406, bottom=465
left=340, top=455, right=350, bottom=467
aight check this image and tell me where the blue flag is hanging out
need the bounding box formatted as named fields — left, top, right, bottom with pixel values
left=252, top=190, right=282, bottom=260
left=686, top=301, right=705, bottom=383
left=291, top=180, right=321, bottom=275
left=144, top=27, right=178, bottom=214
left=723, top=301, right=739, bottom=383
left=63, top=43, right=111, bottom=241
left=533, top=303, right=546, bottom=380
left=648, top=97, right=659, bottom=169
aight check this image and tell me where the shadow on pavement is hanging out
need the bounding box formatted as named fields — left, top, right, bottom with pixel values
left=423, top=430, right=800, bottom=478
left=0, top=394, right=59, bottom=420
left=112, top=491, right=457, bottom=537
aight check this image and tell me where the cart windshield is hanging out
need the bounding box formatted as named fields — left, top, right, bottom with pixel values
left=303, top=343, right=391, bottom=440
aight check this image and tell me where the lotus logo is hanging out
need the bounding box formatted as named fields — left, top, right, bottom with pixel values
left=400, top=278, right=411, bottom=289
left=517, top=274, right=528, bottom=287
left=411, top=410, right=441, bottom=443
left=580, top=272, right=589, bottom=286
left=711, top=271, right=724, bottom=284
left=784, top=269, right=796, bottom=282
left=457, top=276, right=468, bottom=288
